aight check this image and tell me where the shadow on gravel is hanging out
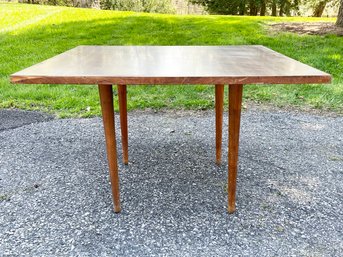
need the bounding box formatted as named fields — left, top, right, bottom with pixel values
left=0, top=109, right=54, bottom=131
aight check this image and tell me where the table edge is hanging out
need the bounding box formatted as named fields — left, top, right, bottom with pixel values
left=10, top=75, right=332, bottom=85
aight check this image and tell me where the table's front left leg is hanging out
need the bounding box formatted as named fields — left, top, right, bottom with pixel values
left=227, top=84, right=243, bottom=214
left=98, top=84, right=121, bottom=213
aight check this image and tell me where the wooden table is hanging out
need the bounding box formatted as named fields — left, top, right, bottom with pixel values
left=11, top=46, right=331, bottom=213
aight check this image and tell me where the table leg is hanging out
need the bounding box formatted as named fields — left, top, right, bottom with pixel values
left=117, top=84, right=128, bottom=165
left=98, top=84, right=121, bottom=213
left=227, top=84, right=243, bottom=214
left=215, top=84, right=224, bottom=165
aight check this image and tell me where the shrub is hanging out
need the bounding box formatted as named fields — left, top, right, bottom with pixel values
left=100, top=0, right=175, bottom=14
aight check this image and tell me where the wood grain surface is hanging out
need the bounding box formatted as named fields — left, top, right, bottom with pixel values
left=11, top=46, right=331, bottom=85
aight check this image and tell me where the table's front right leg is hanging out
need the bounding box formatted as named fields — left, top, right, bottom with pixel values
left=227, top=84, right=243, bottom=214
left=98, top=84, right=121, bottom=213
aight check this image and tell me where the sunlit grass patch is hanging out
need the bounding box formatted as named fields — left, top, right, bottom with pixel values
left=0, top=3, right=342, bottom=117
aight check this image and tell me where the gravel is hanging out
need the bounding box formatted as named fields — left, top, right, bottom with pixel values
left=0, top=108, right=342, bottom=256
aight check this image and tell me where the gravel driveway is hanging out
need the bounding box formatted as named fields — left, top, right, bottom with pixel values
left=0, top=108, right=342, bottom=256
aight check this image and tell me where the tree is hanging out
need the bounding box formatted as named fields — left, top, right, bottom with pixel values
left=306, top=0, right=340, bottom=17
left=312, top=0, right=329, bottom=16
left=271, top=0, right=277, bottom=15
left=260, top=0, right=267, bottom=16
left=190, top=0, right=300, bottom=16
left=337, top=0, right=343, bottom=26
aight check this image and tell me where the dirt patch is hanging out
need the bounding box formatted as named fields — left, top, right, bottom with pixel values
left=269, top=22, right=343, bottom=36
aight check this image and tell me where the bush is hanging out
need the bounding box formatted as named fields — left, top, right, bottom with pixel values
left=143, top=0, right=175, bottom=13
left=19, top=0, right=175, bottom=13
left=19, top=0, right=93, bottom=8
left=100, top=0, right=175, bottom=14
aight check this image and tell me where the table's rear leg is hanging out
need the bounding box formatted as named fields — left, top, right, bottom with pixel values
left=98, top=84, right=121, bottom=213
left=227, top=84, right=243, bottom=213
left=215, top=84, right=224, bottom=165
left=117, top=84, right=128, bottom=165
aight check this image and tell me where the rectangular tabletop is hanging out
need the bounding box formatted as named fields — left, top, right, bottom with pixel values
left=11, top=45, right=331, bottom=85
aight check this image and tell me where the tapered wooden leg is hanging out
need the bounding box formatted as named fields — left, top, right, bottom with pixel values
left=117, top=84, right=128, bottom=165
left=227, top=84, right=243, bottom=214
left=215, top=84, right=224, bottom=165
left=98, top=84, right=121, bottom=213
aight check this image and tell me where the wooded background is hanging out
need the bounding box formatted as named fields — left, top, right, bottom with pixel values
left=191, top=0, right=340, bottom=17
left=11, top=0, right=343, bottom=26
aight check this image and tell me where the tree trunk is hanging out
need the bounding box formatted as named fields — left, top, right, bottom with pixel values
left=279, top=0, right=285, bottom=16
left=272, top=0, right=277, bottom=16
left=337, top=0, right=343, bottom=27
left=249, top=0, right=258, bottom=15
left=313, top=1, right=327, bottom=17
left=284, top=1, right=292, bottom=16
left=260, top=0, right=266, bottom=16
left=239, top=0, right=246, bottom=15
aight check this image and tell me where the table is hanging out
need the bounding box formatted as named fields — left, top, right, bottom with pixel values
left=11, top=46, right=331, bottom=213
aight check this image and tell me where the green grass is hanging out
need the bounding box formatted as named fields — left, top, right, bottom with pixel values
left=0, top=3, right=342, bottom=117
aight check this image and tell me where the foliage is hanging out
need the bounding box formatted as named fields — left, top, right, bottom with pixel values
left=336, top=0, right=343, bottom=26
left=19, top=0, right=175, bottom=13
left=100, top=0, right=175, bottom=13
left=18, top=0, right=93, bottom=7
left=190, top=0, right=341, bottom=16
left=0, top=3, right=342, bottom=117
left=17, top=0, right=340, bottom=17
left=302, top=0, right=340, bottom=17
left=100, top=0, right=143, bottom=12
left=190, top=0, right=302, bottom=16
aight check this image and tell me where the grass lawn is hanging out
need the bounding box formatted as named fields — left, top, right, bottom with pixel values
left=0, top=3, right=342, bottom=117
